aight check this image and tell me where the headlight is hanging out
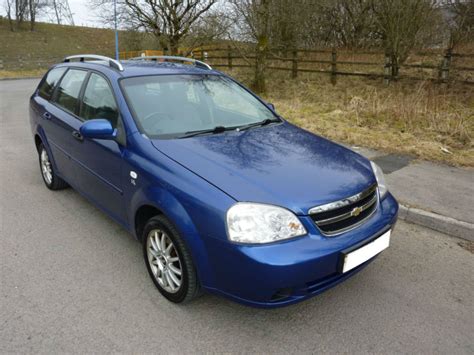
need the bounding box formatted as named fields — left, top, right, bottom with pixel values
left=370, top=161, right=388, bottom=198
left=226, top=203, right=307, bottom=244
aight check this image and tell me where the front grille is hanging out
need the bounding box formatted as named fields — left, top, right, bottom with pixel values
left=309, top=184, right=378, bottom=236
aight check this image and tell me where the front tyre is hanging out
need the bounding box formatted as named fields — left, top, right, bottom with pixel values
left=143, top=215, right=201, bottom=303
left=38, top=143, right=68, bottom=190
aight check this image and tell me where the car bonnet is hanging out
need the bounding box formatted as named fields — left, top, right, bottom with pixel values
left=151, top=122, right=376, bottom=215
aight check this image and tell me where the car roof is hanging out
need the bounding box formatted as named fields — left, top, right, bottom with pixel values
left=53, top=60, right=221, bottom=78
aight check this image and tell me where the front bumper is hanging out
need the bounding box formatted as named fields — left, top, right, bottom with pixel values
left=203, top=193, right=399, bottom=308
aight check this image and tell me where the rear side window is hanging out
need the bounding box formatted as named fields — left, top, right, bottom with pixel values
left=38, top=67, right=67, bottom=100
left=54, top=69, right=88, bottom=114
left=81, top=73, right=119, bottom=127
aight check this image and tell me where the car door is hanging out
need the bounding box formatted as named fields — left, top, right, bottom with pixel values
left=43, top=68, right=89, bottom=186
left=32, top=67, right=68, bottom=172
left=73, top=72, right=126, bottom=223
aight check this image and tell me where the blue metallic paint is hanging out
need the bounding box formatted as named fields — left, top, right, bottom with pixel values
left=29, top=61, right=399, bottom=307
left=79, top=119, right=117, bottom=140
left=204, top=194, right=397, bottom=307
left=151, top=122, right=376, bottom=215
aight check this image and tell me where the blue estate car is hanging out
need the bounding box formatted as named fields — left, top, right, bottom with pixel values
left=29, top=55, right=398, bottom=307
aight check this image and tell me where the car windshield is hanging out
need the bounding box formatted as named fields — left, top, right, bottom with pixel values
left=120, top=74, right=278, bottom=138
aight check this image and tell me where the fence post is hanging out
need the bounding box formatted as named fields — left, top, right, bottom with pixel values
left=384, top=54, right=392, bottom=86
left=439, top=49, right=451, bottom=83
left=391, top=54, right=399, bottom=79
left=227, top=45, right=233, bottom=69
left=292, top=50, right=298, bottom=79
left=331, top=48, right=337, bottom=85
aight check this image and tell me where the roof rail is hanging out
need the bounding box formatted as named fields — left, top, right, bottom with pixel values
left=129, top=55, right=212, bottom=70
left=63, top=54, right=124, bottom=71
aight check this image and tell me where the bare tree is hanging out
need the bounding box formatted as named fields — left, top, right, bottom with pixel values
left=15, top=0, right=28, bottom=24
left=3, top=0, right=15, bottom=30
left=373, top=0, right=436, bottom=77
left=269, top=0, right=303, bottom=51
left=121, top=0, right=217, bottom=54
left=317, top=0, right=378, bottom=48
left=184, top=7, right=231, bottom=54
left=29, top=0, right=34, bottom=29
left=91, top=0, right=223, bottom=54
left=230, top=0, right=271, bottom=93
left=3, top=0, right=46, bottom=31
left=443, top=0, right=474, bottom=51
left=254, top=0, right=270, bottom=93
left=28, top=0, right=40, bottom=30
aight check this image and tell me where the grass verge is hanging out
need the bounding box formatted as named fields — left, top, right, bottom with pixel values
left=233, top=71, right=473, bottom=167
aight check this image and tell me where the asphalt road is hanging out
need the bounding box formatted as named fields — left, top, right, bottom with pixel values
left=1, top=79, right=473, bottom=353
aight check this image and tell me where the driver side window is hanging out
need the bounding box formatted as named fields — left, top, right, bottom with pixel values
left=80, top=73, right=119, bottom=128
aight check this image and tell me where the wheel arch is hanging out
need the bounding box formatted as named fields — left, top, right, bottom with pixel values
left=34, top=134, right=43, bottom=152
left=134, top=204, right=163, bottom=242
left=130, top=188, right=216, bottom=288
left=32, top=127, right=60, bottom=173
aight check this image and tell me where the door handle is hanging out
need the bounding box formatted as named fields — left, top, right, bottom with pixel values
left=72, top=130, right=83, bottom=141
left=43, top=112, right=51, bottom=120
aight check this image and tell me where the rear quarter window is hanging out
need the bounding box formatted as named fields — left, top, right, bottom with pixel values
left=38, top=67, right=67, bottom=100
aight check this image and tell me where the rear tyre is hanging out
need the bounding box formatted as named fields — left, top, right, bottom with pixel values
left=143, top=215, right=201, bottom=303
left=38, top=143, right=68, bottom=190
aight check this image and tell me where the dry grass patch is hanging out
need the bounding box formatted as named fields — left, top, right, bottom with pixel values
left=0, top=69, right=46, bottom=79
left=247, top=73, right=473, bottom=167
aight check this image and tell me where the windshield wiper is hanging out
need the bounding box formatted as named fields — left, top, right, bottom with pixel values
left=236, top=118, right=281, bottom=132
left=179, top=125, right=235, bottom=139
left=178, top=118, right=281, bottom=139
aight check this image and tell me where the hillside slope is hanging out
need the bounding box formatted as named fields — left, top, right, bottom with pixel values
left=0, top=19, right=123, bottom=70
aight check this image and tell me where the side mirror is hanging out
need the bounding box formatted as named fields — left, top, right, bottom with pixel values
left=267, top=102, right=275, bottom=111
left=79, top=119, right=116, bottom=140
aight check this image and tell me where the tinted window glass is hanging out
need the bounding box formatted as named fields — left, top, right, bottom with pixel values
left=38, top=67, right=67, bottom=100
left=81, top=73, right=119, bottom=127
left=121, top=75, right=276, bottom=138
left=55, top=69, right=87, bottom=114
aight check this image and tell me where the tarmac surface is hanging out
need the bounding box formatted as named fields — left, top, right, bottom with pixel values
left=1, top=79, right=473, bottom=353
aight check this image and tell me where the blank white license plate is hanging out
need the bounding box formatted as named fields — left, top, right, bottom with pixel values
left=341, top=230, right=391, bottom=273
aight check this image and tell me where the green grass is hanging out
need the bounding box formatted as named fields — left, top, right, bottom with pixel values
left=0, top=19, right=120, bottom=70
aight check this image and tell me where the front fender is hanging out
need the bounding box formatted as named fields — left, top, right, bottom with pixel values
left=123, top=136, right=237, bottom=288
left=129, top=186, right=217, bottom=288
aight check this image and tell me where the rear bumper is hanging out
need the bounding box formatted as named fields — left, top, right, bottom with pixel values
left=203, top=193, right=399, bottom=308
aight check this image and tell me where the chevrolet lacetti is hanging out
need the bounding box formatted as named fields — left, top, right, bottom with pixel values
left=29, top=55, right=398, bottom=307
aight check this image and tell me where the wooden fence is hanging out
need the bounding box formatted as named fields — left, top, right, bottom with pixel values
left=2, top=45, right=473, bottom=85
left=190, top=46, right=474, bottom=85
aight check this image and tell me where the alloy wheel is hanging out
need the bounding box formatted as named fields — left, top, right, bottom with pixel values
left=146, top=228, right=183, bottom=293
left=40, top=148, right=53, bottom=185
